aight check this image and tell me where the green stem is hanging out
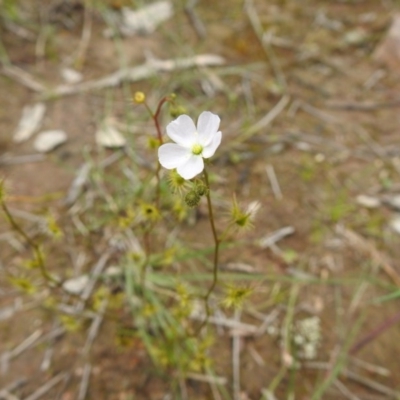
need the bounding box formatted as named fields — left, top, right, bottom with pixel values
left=155, top=162, right=162, bottom=209
left=200, top=168, right=220, bottom=325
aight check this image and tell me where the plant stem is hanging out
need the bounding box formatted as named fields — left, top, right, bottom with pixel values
left=1, top=200, right=59, bottom=286
left=143, top=96, right=170, bottom=206
left=202, top=168, right=220, bottom=320
left=350, top=310, right=400, bottom=354
left=153, top=97, right=168, bottom=144
left=155, top=162, right=162, bottom=208
left=144, top=96, right=170, bottom=145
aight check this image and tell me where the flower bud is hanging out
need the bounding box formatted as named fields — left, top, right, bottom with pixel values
left=133, top=91, right=146, bottom=104
left=147, top=136, right=160, bottom=149
left=169, top=105, right=187, bottom=118
left=184, top=191, right=201, bottom=208
left=195, top=182, right=209, bottom=197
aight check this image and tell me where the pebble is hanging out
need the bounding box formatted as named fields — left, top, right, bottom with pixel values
left=96, top=122, right=126, bottom=148
left=121, top=1, right=173, bottom=35
left=390, top=215, right=400, bottom=235
left=33, top=130, right=67, bottom=153
left=14, top=103, right=46, bottom=143
left=356, top=194, right=381, bottom=208
left=61, top=67, right=83, bottom=84
left=62, top=275, right=89, bottom=295
left=382, top=194, right=400, bottom=211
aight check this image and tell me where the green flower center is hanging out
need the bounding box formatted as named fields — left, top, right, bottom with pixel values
left=191, top=143, right=203, bottom=155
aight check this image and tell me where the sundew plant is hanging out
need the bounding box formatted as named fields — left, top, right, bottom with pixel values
left=1, top=92, right=259, bottom=379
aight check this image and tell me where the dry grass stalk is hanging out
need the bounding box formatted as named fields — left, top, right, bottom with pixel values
left=336, top=225, right=400, bottom=287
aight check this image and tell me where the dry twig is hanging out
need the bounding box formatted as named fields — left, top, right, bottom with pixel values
left=237, top=95, right=290, bottom=143
left=325, top=98, right=400, bottom=111
left=77, top=363, right=92, bottom=400
left=23, top=373, right=67, bottom=400
left=49, top=55, right=225, bottom=97
left=185, top=0, right=206, bottom=39
left=232, top=309, right=241, bottom=400
left=265, top=164, right=283, bottom=200
left=335, top=225, right=400, bottom=287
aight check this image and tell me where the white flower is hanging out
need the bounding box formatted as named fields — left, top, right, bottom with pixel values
left=158, top=111, right=222, bottom=180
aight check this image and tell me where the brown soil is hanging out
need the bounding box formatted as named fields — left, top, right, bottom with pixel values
left=1, top=1, right=400, bottom=399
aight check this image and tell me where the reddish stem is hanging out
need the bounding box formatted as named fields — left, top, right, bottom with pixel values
left=350, top=310, right=400, bottom=354
left=151, top=96, right=170, bottom=144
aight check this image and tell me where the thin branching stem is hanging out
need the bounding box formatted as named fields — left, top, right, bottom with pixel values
left=143, top=96, right=171, bottom=207
left=1, top=200, right=59, bottom=286
left=144, top=96, right=170, bottom=145
left=153, top=97, right=169, bottom=144
left=138, top=96, right=171, bottom=288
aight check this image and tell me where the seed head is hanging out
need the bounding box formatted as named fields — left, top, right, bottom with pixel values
left=194, top=182, right=209, bottom=197
left=184, top=190, right=201, bottom=208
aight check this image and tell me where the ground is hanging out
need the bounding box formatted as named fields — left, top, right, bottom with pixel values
left=1, top=0, right=400, bottom=399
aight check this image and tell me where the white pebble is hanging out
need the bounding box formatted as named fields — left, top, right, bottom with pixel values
left=96, top=123, right=126, bottom=148
left=390, top=216, right=400, bottom=235
left=356, top=194, right=381, bottom=209
left=14, top=103, right=46, bottom=143
left=34, top=130, right=67, bottom=153
left=62, top=275, right=89, bottom=295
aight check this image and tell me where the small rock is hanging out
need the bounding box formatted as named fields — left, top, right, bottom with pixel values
left=268, top=142, right=286, bottom=154
left=315, top=11, right=343, bottom=31
left=61, top=67, right=83, bottom=84
left=359, top=12, right=376, bottom=23
left=382, top=195, right=400, bottom=211
left=105, top=266, right=122, bottom=277
left=390, top=215, right=400, bottom=235
left=295, top=142, right=312, bottom=151
left=373, top=14, right=400, bottom=71
left=14, top=103, right=46, bottom=143
left=62, top=275, right=89, bottom=295
left=120, top=1, right=173, bottom=36
left=356, top=194, right=381, bottom=208
left=34, top=130, right=67, bottom=153
left=96, top=120, right=126, bottom=148
left=344, top=28, right=368, bottom=45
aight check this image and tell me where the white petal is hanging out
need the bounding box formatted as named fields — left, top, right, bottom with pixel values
left=202, top=131, right=221, bottom=158
left=166, top=114, right=197, bottom=147
left=177, top=155, right=204, bottom=179
left=197, top=111, right=220, bottom=146
left=158, top=143, right=190, bottom=169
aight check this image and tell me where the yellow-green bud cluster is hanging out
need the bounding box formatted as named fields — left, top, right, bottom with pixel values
left=140, top=203, right=160, bottom=221
left=221, top=284, right=253, bottom=309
